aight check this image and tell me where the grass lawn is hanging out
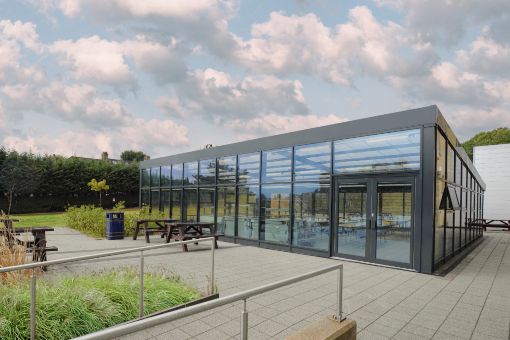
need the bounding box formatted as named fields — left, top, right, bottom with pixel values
left=11, top=212, right=68, bottom=227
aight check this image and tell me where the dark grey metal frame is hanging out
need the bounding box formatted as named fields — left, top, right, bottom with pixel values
left=140, top=105, right=486, bottom=274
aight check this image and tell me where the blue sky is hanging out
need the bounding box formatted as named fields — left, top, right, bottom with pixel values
left=0, top=0, right=509, bottom=158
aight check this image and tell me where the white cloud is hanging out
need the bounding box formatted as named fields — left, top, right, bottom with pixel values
left=159, top=68, right=309, bottom=122
left=456, top=35, right=510, bottom=77
left=0, top=20, right=41, bottom=52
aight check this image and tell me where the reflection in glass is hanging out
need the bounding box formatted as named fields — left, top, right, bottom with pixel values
left=183, top=188, right=197, bottom=221
left=171, top=189, right=182, bottom=220
left=161, top=190, right=170, bottom=217
left=262, top=148, right=292, bottom=183
left=292, top=183, right=329, bottom=251
left=376, top=184, right=412, bottom=263
left=238, top=153, right=260, bottom=184
left=337, top=185, right=366, bottom=257
left=334, top=129, right=420, bottom=174
left=237, top=185, right=259, bottom=239
left=294, top=142, right=331, bottom=182
left=446, top=211, right=454, bottom=257
left=435, top=132, right=446, bottom=264
left=161, top=166, right=171, bottom=187
left=199, top=159, right=216, bottom=185
left=172, top=164, right=183, bottom=186
left=217, top=187, right=236, bottom=236
left=218, top=156, right=237, bottom=184
left=151, top=190, right=160, bottom=212
left=141, top=189, right=150, bottom=207
left=199, top=188, right=215, bottom=223
left=141, top=169, right=150, bottom=187
left=261, top=184, right=290, bottom=244
left=183, top=162, right=198, bottom=186
left=150, top=167, right=160, bottom=187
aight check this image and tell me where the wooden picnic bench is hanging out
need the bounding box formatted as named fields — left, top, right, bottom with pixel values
left=133, top=219, right=178, bottom=243
left=165, top=221, right=221, bottom=251
left=1, top=218, right=58, bottom=264
left=469, top=218, right=510, bottom=231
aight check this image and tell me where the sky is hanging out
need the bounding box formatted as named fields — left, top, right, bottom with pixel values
left=0, top=0, right=509, bottom=159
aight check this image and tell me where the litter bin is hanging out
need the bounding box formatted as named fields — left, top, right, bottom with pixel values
left=106, top=212, right=124, bottom=240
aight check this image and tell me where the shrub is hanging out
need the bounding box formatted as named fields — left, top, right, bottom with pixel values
left=0, top=270, right=201, bottom=339
left=0, top=237, right=37, bottom=284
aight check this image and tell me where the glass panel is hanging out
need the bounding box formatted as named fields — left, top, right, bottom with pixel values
left=337, top=184, right=367, bottom=257
left=141, top=169, right=150, bottom=187
left=292, top=183, right=329, bottom=251
left=161, top=190, right=170, bottom=217
left=447, top=144, right=454, bottom=182
left=446, top=211, right=454, bottom=257
left=183, top=188, right=197, bottom=221
left=183, top=162, right=198, bottom=186
left=218, top=156, right=237, bottom=184
left=161, top=166, right=171, bottom=187
left=455, top=156, right=461, bottom=185
left=334, top=129, right=420, bottom=174
left=262, top=148, right=292, bottom=183
left=237, top=185, right=259, bottom=239
left=141, top=189, right=150, bottom=207
left=199, top=159, right=216, bottom=185
left=260, top=184, right=290, bottom=244
left=294, top=142, right=331, bottom=182
left=376, top=184, right=412, bottom=263
left=199, top=188, right=215, bottom=223
left=435, top=132, right=446, bottom=264
left=151, top=190, right=160, bottom=212
left=171, top=189, right=182, bottom=220
left=238, top=153, right=260, bottom=184
left=217, top=187, right=236, bottom=236
left=172, top=164, right=183, bottom=186
left=150, top=167, right=160, bottom=187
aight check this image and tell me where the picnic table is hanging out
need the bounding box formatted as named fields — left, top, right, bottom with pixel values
left=133, top=219, right=178, bottom=243
left=0, top=218, right=57, bottom=264
left=165, top=221, right=220, bottom=251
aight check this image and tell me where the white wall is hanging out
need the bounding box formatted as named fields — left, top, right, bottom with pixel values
left=474, top=144, right=510, bottom=219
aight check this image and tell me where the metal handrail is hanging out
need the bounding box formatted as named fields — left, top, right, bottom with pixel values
left=0, top=237, right=216, bottom=340
left=75, top=263, right=344, bottom=340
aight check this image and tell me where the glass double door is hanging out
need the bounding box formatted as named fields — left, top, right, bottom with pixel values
left=334, top=176, right=414, bottom=267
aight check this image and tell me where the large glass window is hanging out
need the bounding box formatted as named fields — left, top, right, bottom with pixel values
left=262, top=148, right=292, bottom=183
left=261, top=184, right=291, bottom=244
left=238, top=153, right=260, bottom=184
left=172, top=164, right=183, bottom=186
left=171, top=189, right=182, bottom=220
left=217, top=187, right=236, bottom=236
left=161, top=190, right=170, bottom=217
left=161, top=166, right=171, bottom=187
left=334, top=129, right=420, bottom=174
left=294, top=142, right=331, bottom=182
left=434, top=132, right=446, bottom=264
left=237, top=185, right=259, bottom=239
left=183, top=162, right=198, bottom=186
left=199, top=159, right=216, bottom=185
left=218, top=156, right=236, bottom=184
left=183, top=188, right=197, bottom=221
left=199, top=188, right=215, bottom=223
left=292, top=183, right=329, bottom=251
left=141, top=189, right=150, bottom=207
left=151, top=190, right=160, bottom=212
left=141, top=169, right=150, bottom=188
left=150, top=167, right=160, bottom=187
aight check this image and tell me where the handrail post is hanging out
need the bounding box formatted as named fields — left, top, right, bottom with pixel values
left=210, top=238, right=215, bottom=295
left=240, top=299, right=248, bottom=340
left=30, top=269, right=36, bottom=340
left=336, top=265, right=343, bottom=321
left=139, top=250, right=144, bottom=318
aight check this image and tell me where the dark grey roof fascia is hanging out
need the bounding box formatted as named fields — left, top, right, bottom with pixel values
left=141, top=105, right=438, bottom=168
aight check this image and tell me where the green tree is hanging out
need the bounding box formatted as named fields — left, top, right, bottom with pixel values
left=87, top=179, right=110, bottom=207
left=0, top=155, right=41, bottom=215
left=462, top=127, right=510, bottom=159
left=120, top=150, right=148, bottom=163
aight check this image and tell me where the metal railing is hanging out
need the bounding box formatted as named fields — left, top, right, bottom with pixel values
left=0, top=237, right=216, bottom=340
left=75, top=263, right=344, bottom=340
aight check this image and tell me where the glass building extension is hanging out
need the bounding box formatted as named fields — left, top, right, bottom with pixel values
left=140, top=105, right=485, bottom=274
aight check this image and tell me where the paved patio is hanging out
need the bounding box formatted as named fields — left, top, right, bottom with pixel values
left=45, top=229, right=510, bottom=340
